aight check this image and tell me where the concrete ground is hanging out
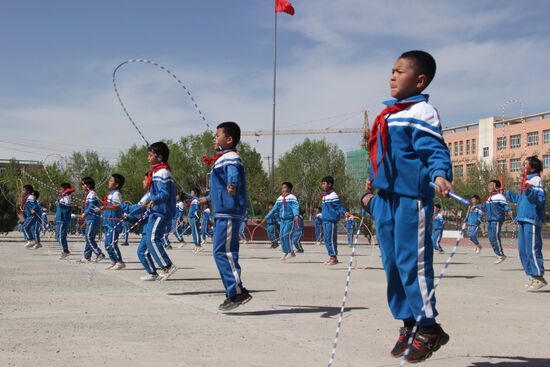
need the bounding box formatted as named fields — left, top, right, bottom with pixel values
left=1, top=232, right=549, bottom=367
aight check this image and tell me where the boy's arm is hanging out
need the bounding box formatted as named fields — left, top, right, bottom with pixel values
left=265, top=202, right=281, bottom=220
left=225, top=162, right=242, bottom=195
left=504, top=190, right=520, bottom=204
left=525, top=184, right=546, bottom=205
left=149, top=177, right=171, bottom=205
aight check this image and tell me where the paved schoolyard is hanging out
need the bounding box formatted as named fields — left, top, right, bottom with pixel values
left=1, top=232, right=549, bottom=367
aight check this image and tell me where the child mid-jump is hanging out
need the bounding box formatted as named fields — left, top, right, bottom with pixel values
left=504, top=156, right=547, bottom=291
left=102, top=174, right=126, bottom=270
left=479, top=180, right=512, bottom=264
left=362, top=50, right=452, bottom=362
left=320, top=176, right=349, bottom=265
left=465, top=195, right=483, bottom=254
left=432, top=203, right=444, bottom=253
left=56, top=183, right=75, bottom=259
left=80, top=176, right=106, bottom=263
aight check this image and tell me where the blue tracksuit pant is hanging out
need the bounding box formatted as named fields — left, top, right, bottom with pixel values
left=213, top=218, right=244, bottom=298
left=144, top=214, right=173, bottom=269
left=23, top=216, right=36, bottom=241
left=280, top=219, right=294, bottom=253
left=33, top=220, right=40, bottom=244
left=104, top=226, right=123, bottom=263
left=487, top=221, right=505, bottom=256
left=267, top=223, right=278, bottom=245
left=432, top=229, right=443, bottom=250
left=190, top=218, right=201, bottom=246
left=467, top=225, right=480, bottom=246
left=83, top=220, right=103, bottom=259
left=518, top=222, right=545, bottom=277
left=137, top=234, right=158, bottom=275
left=323, top=221, right=339, bottom=257
left=56, top=222, right=69, bottom=252
left=346, top=227, right=355, bottom=246
left=371, top=191, right=438, bottom=326
left=292, top=226, right=303, bottom=245
left=315, top=223, right=323, bottom=242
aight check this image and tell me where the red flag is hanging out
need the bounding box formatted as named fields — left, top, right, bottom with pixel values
left=275, top=0, right=295, bottom=15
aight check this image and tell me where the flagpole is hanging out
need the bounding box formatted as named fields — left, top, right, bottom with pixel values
left=270, top=10, right=278, bottom=193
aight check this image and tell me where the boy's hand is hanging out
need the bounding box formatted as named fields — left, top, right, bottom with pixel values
left=147, top=201, right=155, bottom=209
left=365, top=179, right=373, bottom=193
left=434, top=177, right=454, bottom=198
left=522, top=182, right=532, bottom=191
left=227, top=185, right=236, bottom=196
left=199, top=197, right=208, bottom=205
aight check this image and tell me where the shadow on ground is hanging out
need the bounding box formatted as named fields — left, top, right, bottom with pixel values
left=226, top=304, right=368, bottom=318
left=468, top=356, right=550, bottom=366
left=167, top=289, right=275, bottom=296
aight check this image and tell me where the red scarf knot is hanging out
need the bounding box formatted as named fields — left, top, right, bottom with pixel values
left=147, top=162, right=172, bottom=189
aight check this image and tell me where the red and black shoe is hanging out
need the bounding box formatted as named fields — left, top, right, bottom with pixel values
left=405, top=324, right=449, bottom=363
left=390, top=326, right=413, bottom=357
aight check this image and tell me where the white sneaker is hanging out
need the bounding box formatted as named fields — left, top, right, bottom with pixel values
left=105, top=262, right=116, bottom=270
left=140, top=273, right=159, bottom=281
left=527, top=277, right=548, bottom=291
left=78, top=258, right=92, bottom=264
left=315, top=241, right=320, bottom=246
left=158, top=265, right=177, bottom=281
left=32, top=243, right=42, bottom=249
left=474, top=245, right=482, bottom=254
left=525, top=277, right=534, bottom=288
left=177, top=242, right=186, bottom=249
left=25, top=240, right=36, bottom=248
left=494, top=255, right=507, bottom=264
left=95, top=253, right=106, bottom=263
left=112, top=262, right=126, bottom=270
left=59, top=251, right=71, bottom=260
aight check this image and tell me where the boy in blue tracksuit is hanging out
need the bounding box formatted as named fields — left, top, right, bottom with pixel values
left=201, top=204, right=213, bottom=242
left=240, top=210, right=250, bottom=244
left=101, top=174, right=126, bottom=270
left=345, top=215, right=356, bottom=247
left=431, top=204, right=444, bottom=253
left=479, top=180, right=512, bottom=264
left=56, top=183, right=74, bottom=259
left=80, top=177, right=106, bottom=263
left=466, top=195, right=483, bottom=254
left=361, top=51, right=452, bottom=362
left=22, top=184, right=39, bottom=248
left=143, top=142, right=178, bottom=281
left=292, top=210, right=304, bottom=253
left=31, top=190, right=43, bottom=249
left=504, top=156, right=547, bottom=291
left=265, top=202, right=279, bottom=248
left=321, top=176, right=349, bottom=265
left=188, top=188, right=202, bottom=252
left=264, top=182, right=300, bottom=260
left=201, top=121, right=252, bottom=311
left=174, top=193, right=186, bottom=244
left=314, top=207, right=323, bottom=245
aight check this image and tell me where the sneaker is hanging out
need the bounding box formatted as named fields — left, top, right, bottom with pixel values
left=78, top=258, right=92, bottom=264
left=436, top=248, right=445, bottom=254
left=25, top=240, right=36, bottom=248
left=323, top=258, right=332, bottom=265
left=121, top=242, right=129, bottom=246
left=390, top=327, right=413, bottom=358
left=327, top=256, right=339, bottom=265
left=105, top=262, right=116, bottom=270
left=218, top=289, right=253, bottom=311
left=280, top=254, right=287, bottom=261
left=59, top=251, right=71, bottom=260
left=474, top=245, right=482, bottom=254
left=112, top=262, right=126, bottom=270
left=494, top=255, right=507, bottom=264
left=315, top=241, right=321, bottom=246
left=404, top=324, right=449, bottom=363
left=32, top=242, right=42, bottom=249
left=95, top=253, right=106, bottom=263
left=525, top=277, right=534, bottom=288
left=527, top=277, right=548, bottom=291
left=140, top=273, right=159, bottom=281
left=165, top=244, right=173, bottom=250
left=177, top=242, right=186, bottom=249
left=285, top=252, right=296, bottom=260
left=158, top=265, right=177, bottom=281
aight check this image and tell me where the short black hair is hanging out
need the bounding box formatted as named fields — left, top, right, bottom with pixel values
left=33, top=190, right=40, bottom=199
left=81, top=176, right=96, bottom=190
left=399, top=50, right=437, bottom=87
left=217, top=121, right=241, bottom=147
left=148, top=141, right=170, bottom=162
left=434, top=203, right=442, bottom=209
left=526, top=155, right=543, bottom=173
left=60, top=182, right=72, bottom=190
left=191, top=187, right=201, bottom=196
left=23, top=184, right=34, bottom=194
left=322, top=176, right=334, bottom=186
left=490, top=179, right=501, bottom=189
left=281, top=181, right=293, bottom=191
left=472, top=195, right=480, bottom=201
left=111, top=173, right=125, bottom=190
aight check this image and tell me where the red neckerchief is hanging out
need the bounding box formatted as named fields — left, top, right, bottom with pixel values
left=482, top=191, right=499, bottom=204
left=83, top=190, right=94, bottom=207
left=319, top=189, right=334, bottom=199
left=147, top=162, right=172, bottom=189
left=369, top=101, right=419, bottom=175
left=202, top=148, right=237, bottom=166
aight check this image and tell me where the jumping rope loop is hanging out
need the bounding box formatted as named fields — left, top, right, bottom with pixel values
left=500, top=99, right=526, bottom=188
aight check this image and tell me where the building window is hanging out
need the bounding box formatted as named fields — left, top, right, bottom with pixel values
left=472, top=139, right=476, bottom=153
left=483, top=147, right=489, bottom=157
left=454, top=142, right=458, bottom=156
left=544, top=155, right=550, bottom=169
left=527, top=131, right=539, bottom=146
left=497, top=136, right=507, bottom=150
left=544, top=130, right=550, bottom=145
left=497, top=160, right=506, bottom=171
left=459, top=141, right=463, bottom=155
left=510, top=134, right=521, bottom=148
left=466, top=140, right=470, bottom=155
left=454, top=165, right=463, bottom=178
left=510, top=158, right=521, bottom=172
left=447, top=142, right=452, bottom=152
left=466, top=163, right=475, bottom=174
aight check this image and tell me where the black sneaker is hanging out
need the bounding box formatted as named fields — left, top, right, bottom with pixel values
left=390, top=327, right=413, bottom=357
left=405, top=324, right=449, bottom=363
left=218, top=289, right=253, bottom=312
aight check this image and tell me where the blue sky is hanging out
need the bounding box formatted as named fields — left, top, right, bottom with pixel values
left=1, top=0, right=549, bottom=165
